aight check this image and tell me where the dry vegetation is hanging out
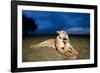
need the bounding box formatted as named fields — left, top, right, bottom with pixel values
left=22, top=35, right=90, bottom=62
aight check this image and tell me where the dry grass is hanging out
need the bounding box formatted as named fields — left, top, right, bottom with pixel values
left=22, top=35, right=90, bottom=62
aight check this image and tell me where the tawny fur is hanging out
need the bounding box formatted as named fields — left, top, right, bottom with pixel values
left=62, top=43, right=78, bottom=59
left=56, top=31, right=78, bottom=60
left=30, top=30, right=79, bottom=60
left=30, top=39, right=56, bottom=49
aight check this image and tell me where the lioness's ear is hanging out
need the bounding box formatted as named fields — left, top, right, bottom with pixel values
left=56, top=31, right=60, bottom=34
left=63, top=31, right=68, bottom=35
left=62, top=31, right=66, bottom=34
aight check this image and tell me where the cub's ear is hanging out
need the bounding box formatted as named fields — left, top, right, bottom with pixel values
left=56, top=31, right=60, bottom=34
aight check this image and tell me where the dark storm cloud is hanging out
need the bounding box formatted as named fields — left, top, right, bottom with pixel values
left=22, top=10, right=90, bottom=35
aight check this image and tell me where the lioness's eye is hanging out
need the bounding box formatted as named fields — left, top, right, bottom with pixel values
left=63, top=38, right=67, bottom=40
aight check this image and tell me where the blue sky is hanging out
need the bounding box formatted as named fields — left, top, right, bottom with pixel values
left=22, top=10, right=90, bottom=35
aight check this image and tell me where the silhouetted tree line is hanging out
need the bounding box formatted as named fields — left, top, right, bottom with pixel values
left=22, top=15, right=37, bottom=36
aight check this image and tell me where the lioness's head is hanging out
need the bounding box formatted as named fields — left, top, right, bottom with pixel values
left=56, top=30, right=69, bottom=43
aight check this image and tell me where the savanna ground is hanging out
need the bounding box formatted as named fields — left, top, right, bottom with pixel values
left=22, top=35, right=90, bottom=62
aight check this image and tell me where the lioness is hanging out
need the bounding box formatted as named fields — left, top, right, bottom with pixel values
left=56, top=30, right=78, bottom=60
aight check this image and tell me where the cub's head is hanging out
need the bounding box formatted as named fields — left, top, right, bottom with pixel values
left=64, top=46, right=79, bottom=60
